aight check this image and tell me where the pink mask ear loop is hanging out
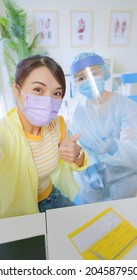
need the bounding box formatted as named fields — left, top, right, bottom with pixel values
left=16, top=84, right=24, bottom=109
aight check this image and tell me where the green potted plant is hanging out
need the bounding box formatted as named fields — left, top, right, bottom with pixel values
left=0, top=0, right=48, bottom=84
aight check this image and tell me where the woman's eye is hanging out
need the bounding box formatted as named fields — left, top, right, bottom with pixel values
left=78, top=76, right=84, bottom=82
left=53, top=91, right=63, bottom=98
left=93, top=73, right=97, bottom=77
left=33, top=88, right=43, bottom=95
left=92, top=72, right=99, bottom=77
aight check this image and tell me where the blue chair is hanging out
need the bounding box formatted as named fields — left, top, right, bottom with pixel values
left=120, top=73, right=137, bottom=102
left=128, top=95, right=137, bottom=103
left=121, top=73, right=137, bottom=84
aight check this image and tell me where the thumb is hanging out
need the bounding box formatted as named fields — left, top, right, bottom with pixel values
left=71, top=133, right=81, bottom=143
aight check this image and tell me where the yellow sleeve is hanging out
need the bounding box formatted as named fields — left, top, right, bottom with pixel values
left=59, top=116, right=66, bottom=142
left=0, top=129, right=7, bottom=164
left=70, top=151, right=89, bottom=171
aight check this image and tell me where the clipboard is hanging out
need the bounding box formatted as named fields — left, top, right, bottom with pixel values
left=68, top=207, right=137, bottom=260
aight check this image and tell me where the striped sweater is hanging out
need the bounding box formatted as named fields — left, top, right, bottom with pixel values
left=26, top=116, right=65, bottom=202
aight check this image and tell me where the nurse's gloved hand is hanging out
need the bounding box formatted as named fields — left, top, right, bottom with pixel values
left=87, top=165, right=104, bottom=190
left=90, top=134, right=118, bottom=155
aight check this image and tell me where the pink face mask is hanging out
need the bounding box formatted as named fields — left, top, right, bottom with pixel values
left=18, top=91, right=62, bottom=127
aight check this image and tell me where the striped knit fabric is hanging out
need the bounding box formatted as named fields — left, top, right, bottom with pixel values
left=25, top=116, right=65, bottom=202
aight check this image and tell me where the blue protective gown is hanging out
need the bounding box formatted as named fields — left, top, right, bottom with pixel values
left=69, top=93, right=137, bottom=203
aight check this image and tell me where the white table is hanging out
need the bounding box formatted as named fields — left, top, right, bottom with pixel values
left=0, top=212, right=47, bottom=259
left=0, top=212, right=46, bottom=244
left=46, top=197, right=137, bottom=260
left=0, top=197, right=137, bottom=260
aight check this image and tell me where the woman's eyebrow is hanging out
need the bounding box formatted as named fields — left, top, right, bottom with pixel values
left=55, top=86, right=63, bottom=90
left=32, top=81, right=47, bottom=87
left=32, top=81, right=63, bottom=91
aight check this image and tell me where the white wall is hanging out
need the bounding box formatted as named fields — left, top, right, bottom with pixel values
left=0, top=0, right=137, bottom=116
left=1, top=0, right=137, bottom=73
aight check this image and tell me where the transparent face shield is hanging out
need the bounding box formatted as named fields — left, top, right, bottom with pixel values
left=71, top=66, right=105, bottom=104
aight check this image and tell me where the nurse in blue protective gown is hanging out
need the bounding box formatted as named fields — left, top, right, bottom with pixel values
left=69, top=52, right=137, bottom=204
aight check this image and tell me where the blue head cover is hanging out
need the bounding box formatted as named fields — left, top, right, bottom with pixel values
left=70, top=52, right=111, bottom=81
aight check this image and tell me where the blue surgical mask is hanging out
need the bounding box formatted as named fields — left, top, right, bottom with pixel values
left=95, top=77, right=105, bottom=94
left=79, top=77, right=105, bottom=99
left=79, top=80, right=93, bottom=99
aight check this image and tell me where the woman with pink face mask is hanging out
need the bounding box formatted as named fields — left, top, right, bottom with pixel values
left=0, top=54, right=88, bottom=218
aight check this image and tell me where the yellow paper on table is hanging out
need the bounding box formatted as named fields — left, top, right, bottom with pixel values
left=68, top=207, right=137, bottom=260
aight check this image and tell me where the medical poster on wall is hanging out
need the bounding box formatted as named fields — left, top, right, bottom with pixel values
left=70, top=11, right=94, bottom=47
left=109, top=11, right=132, bottom=46
left=33, top=10, right=59, bottom=48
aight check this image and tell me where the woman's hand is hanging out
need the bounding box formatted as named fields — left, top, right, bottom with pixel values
left=58, top=133, right=84, bottom=166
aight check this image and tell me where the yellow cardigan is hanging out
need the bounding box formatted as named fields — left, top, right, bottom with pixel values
left=0, top=108, right=89, bottom=218
left=0, top=108, right=39, bottom=218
